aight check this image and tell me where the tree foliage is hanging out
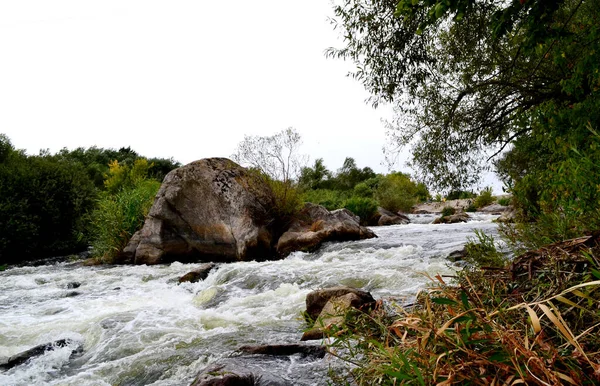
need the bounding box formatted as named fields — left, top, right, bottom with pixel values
left=328, top=0, right=600, bottom=193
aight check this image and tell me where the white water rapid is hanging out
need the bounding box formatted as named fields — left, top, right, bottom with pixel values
left=0, top=214, right=500, bottom=385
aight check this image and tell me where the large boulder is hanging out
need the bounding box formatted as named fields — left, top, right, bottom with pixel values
left=477, top=203, right=510, bottom=214
left=121, top=158, right=277, bottom=265
left=304, top=286, right=376, bottom=321
left=275, top=203, right=376, bottom=256
left=369, top=207, right=410, bottom=226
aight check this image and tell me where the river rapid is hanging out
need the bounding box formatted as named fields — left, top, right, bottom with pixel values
left=0, top=214, right=500, bottom=386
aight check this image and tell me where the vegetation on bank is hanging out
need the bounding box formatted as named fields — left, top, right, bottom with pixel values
left=0, top=135, right=179, bottom=265
left=324, top=0, right=600, bottom=383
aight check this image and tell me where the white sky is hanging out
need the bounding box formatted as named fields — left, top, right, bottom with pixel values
left=0, top=1, right=502, bottom=193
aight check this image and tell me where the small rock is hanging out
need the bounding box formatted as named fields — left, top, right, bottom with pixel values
left=447, top=248, right=466, bottom=262
left=191, top=361, right=290, bottom=386
left=238, top=344, right=326, bottom=359
left=179, top=263, right=216, bottom=284
left=304, top=286, right=375, bottom=321
left=433, top=212, right=470, bottom=224
left=66, top=282, right=81, bottom=289
left=64, top=291, right=81, bottom=298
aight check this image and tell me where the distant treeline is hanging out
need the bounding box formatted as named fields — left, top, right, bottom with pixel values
left=0, top=134, right=180, bottom=265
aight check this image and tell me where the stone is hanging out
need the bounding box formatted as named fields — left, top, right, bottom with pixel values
left=447, top=248, right=466, bottom=262
left=276, top=203, right=376, bottom=257
left=178, top=263, right=216, bottom=284
left=191, top=361, right=290, bottom=386
left=121, top=158, right=277, bottom=265
left=371, top=207, right=410, bottom=226
left=66, top=282, right=81, bottom=289
left=304, top=286, right=376, bottom=321
left=302, top=291, right=376, bottom=341
left=0, top=339, right=82, bottom=371
left=477, top=203, right=510, bottom=214
left=433, top=212, right=470, bottom=224
left=237, top=344, right=326, bottom=359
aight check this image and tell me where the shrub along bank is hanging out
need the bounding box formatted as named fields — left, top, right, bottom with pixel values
left=0, top=134, right=180, bottom=265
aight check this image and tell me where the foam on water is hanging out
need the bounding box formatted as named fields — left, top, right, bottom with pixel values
left=0, top=214, right=500, bottom=385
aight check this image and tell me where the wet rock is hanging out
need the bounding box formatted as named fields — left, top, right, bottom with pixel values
left=0, top=339, right=82, bottom=371
left=64, top=291, right=81, bottom=297
left=179, top=263, right=216, bottom=284
left=238, top=344, right=326, bottom=359
left=497, top=208, right=516, bottom=223
left=370, top=207, right=410, bottom=226
left=121, top=158, right=278, bottom=265
left=433, top=212, right=470, bottom=224
left=302, top=291, right=375, bottom=341
left=191, top=361, right=290, bottom=386
left=66, top=282, right=81, bottom=289
left=477, top=203, right=509, bottom=214
left=276, top=203, right=376, bottom=257
left=447, top=248, right=466, bottom=262
left=304, top=286, right=376, bottom=321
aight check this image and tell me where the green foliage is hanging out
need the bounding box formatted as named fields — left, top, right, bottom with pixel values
left=375, top=172, right=421, bottom=213
left=353, top=182, right=373, bottom=198
left=298, top=158, right=332, bottom=190
left=464, top=230, right=507, bottom=268
left=89, top=179, right=160, bottom=263
left=441, top=206, right=455, bottom=217
left=465, top=204, right=477, bottom=212
left=301, top=189, right=349, bottom=211
left=497, top=197, right=511, bottom=207
left=343, top=197, right=378, bottom=225
left=0, top=141, right=96, bottom=263
left=446, top=190, right=476, bottom=200
left=267, top=179, right=304, bottom=225
left=104, top=158, right=154, bottom=194
left=473, top=187, right=495, bottom=209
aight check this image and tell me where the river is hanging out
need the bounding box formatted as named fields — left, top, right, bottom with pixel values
left=0, top=213, right=500, bottom=385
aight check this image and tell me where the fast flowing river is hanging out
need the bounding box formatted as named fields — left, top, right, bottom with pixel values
left=0, top=214, right=500, bottom=386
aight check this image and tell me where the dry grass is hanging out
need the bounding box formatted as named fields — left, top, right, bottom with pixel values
left=326, top=233, right=600, bottom=385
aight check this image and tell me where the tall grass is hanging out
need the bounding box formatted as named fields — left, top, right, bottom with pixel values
left=326, top=235, right=600, bottom=385
left=89, top=179, right=160, bottom=263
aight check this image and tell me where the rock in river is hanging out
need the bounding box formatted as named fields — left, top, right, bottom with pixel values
left=121, top=158, right=277, bottom=265
left=276, top=203, right=376, bottom=257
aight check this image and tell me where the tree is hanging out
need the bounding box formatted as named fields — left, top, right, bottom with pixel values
left=299, top=158, right=333, bottom=190
left=328, top=0, right=600, bottom=191
left=232, top=127, right=308, bottom=184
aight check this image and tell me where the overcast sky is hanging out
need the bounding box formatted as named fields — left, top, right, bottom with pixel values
left=0, top=1, right=502, bottom=192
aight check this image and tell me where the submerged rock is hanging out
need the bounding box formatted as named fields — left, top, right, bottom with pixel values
left=238, top=344, right=326, bottom=359
left=191, top=361, right=290, bottom=386
left=178, top=263, right=216, bottom=284
left=276, top=203, right=376, bottom=257
left=121, top=158, right=277, bottom=265
left=0, top=339, right=82, bottom=371
left=447, top=248, right=466, bottom=262
left=433, top=212, right=470, bottom=224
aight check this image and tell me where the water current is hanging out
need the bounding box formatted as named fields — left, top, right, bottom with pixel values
left=0, top=213, right=500, bottom=385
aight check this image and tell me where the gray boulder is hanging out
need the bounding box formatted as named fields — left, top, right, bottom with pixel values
left=121, top=158, right=277, bottom=265
left=275, top=204, right=376, bottom=257
left=433, top=212, right=470, bottom=224
left=370, top=207, right=410, bottom=226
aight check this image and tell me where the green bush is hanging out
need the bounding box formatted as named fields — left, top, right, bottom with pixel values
left=446, top=190, right=476, bottom=200
left=375, top=172, right=418, bottom=213
left=89, top=179, right=160, bottom=263
left=464, top=229, right=507, bottom=268
left=343, top=197, right=378, bottom=225
left=465, top=204, right=477, bottom=212
left=353, top=182, right=374, bottom=198
left=474, top=187, right=495, bottom=208
left=441, top=206, right=456, bottom=217
left=0, top=142, right=96, bottom=264
left=301, top=189, right=349, bottom=211
left=497, top=196, right=511, bottom=206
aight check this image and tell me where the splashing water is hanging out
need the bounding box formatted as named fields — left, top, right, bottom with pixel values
left=0, top=214, right=500, bottom=385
